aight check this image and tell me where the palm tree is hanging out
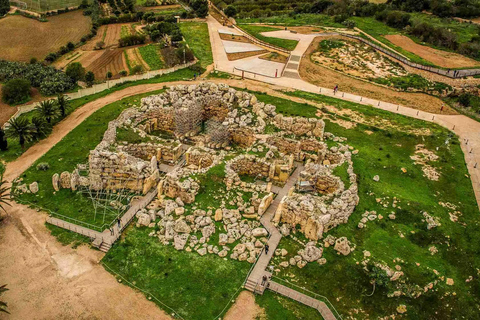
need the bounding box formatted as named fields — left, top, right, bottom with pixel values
left=36, top=100, right=60, bottom=124
left=0, top=177, right=10, bottom=213
left=31, top=116, right=50, bottom=138
left=56, top=94, right=70, bottom=118
left=5, top=116, right=35, bottom=149
left=0, top=284, right=9, bottom=314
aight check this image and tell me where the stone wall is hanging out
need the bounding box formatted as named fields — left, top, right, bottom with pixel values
left=118, top=143, right=182, bottom=164
left=158, top=173, right=200, bottom=204
left=273, top=147, right=359, bottom=240
left=230, top=127, right=255, bottom=148
left=186, top=147, right=215, bottom=169
left=273, top=114, right=325, bottom=138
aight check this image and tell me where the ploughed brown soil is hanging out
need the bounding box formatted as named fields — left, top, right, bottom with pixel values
left=220, top=33, right=251, bottom=43
left=227, top=50, right=268, bottom=61
left=224, top=291, right=265, bottom=320
left=384, top=34, right=480, bottom=69
left=81, top=48, right=128, bottom=80
left=0, top=11, right=91, bottom=62
left=300, top=37, right=457, bottom=114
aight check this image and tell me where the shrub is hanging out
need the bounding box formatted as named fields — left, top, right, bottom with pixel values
left=29, top=57, right=38, bottom=64
left=224, top=5, right=237, bottom=17
left=66, top=62, right=86, bottom=82
left=0, top=0, right=9, bottom=16
left=36, top=162, right=50, bottom=171
left=95, top=41, right=105, bottom=49
left=0, top=60, right=74, bottom=96
left=85, top=71, right=95, bottom=87
left=119, top=70, right=127, bottom=76
left=118, top=34, right=147, bottom=47
left=131, top=65, right=143, bottom=75
left=2, top=79, right=31, bottom=105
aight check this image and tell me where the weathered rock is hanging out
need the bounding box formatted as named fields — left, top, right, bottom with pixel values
left=174, top=219, right=191, bottom=233
left=252, top=228, right=268, bottom=237
left=137, top=213, right=151, bottom=227
left=174, top=234, right=189, bottom=250
left=334, top=237, right=352, bottom=256
left=214, top=208, right=223, bottom=221
left=300, top=242, right=323, bottom=262
left=29, top=182, right=39, bottom=194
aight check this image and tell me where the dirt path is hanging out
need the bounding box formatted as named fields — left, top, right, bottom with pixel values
left=224, top=291, right=265, bottom=320
left=0, top=203, right=172, bottom=320
left=385, top=34, right=480, bottom=69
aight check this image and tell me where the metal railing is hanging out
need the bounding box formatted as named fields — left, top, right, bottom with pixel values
left=342, top=34, right=480, bottom=78
left=272, top=276, right=343, bottom=320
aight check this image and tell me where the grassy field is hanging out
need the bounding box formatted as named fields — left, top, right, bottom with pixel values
left=102, top=226, right=251, bottom=320
left=138, top=44, right=165, bottom=70
left=17, top=0, right=86, bottom=12
left=237, top=14, right=344, bottom=28
left=179, top=22, right=213, bottom=69
left=257, top=90, right=480, bottom=319
left=0, top=10, right=91, bottom=62
left=255, top=291, right=324, bottom=319
left=237, top=24, right=299, bottom=51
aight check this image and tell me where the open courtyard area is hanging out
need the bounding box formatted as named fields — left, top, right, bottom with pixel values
left=1, top=0, right=480, bottom=319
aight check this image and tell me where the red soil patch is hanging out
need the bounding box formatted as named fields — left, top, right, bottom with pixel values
left=384, top=34, right=480, bottom=69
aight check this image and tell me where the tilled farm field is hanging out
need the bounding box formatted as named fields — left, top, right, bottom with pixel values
left=0, top=11, right=91, bottom=62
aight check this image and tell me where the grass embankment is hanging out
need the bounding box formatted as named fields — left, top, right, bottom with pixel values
left=255, top=290, right=324, bottom=320
left=255, top=90, right=480, bottom=319
left=237, top=14, right=343, bottom=28
left=179, top=22, right=213, bottom=69
left=0, top=68, right=196, bottom=163
left=237, top=24, right=299, bottom=51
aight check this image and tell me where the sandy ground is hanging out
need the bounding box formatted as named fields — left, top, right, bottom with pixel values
left=0, top=203, right=172, bottom=320
left=384, top=34, right=480, bottom=69
left=300, top=37, right=456, bottom=114
left=224, top=291, right=265, bottom=320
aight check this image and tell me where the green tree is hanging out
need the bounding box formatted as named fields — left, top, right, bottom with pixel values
left=65, top=62, right=86, bottom=82
left=56, top=94, right=70, bottom=118
left=85, top=71, right=95, bottom=87
left=106, top=71, right=113, bottom=80
left=224, top=5, right=237, bottom=17
left=0, top=284, right=9, bottom=314
left=0, top=128, right=7, bottom=151
left=36, top=100, right=60, bottom=124
left=31, top=116, right=50, bottom=138
left=0, top=0, right=10, bottom=16
left=1, top=79, right=31, bottom=105
left=6, top=116, right=35, bottom=149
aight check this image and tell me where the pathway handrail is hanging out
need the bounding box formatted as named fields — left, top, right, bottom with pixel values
left=341, top=33, right=480, bottom=78
left=272, top=276, right=343, bottom=320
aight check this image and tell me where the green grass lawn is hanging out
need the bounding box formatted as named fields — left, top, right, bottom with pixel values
left=237, top=14, right=344, bottom=28
left=255, top=290, right=324, bottom=319
left=102, top=226, right=251, bottom=320
left=237, top=25, right=299, bottom=51
left=254, top=90, right=480, bottom=319
left=179, top=22, right=213, bottom=69
left=139, top=44, right=165, bottom=70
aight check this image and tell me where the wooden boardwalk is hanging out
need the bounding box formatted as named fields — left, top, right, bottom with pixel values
left=269, top=281, right=338, bottom=320
left=244, top=164, right=339, bottom=319
left=47, top=188, right=158, bottom=252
